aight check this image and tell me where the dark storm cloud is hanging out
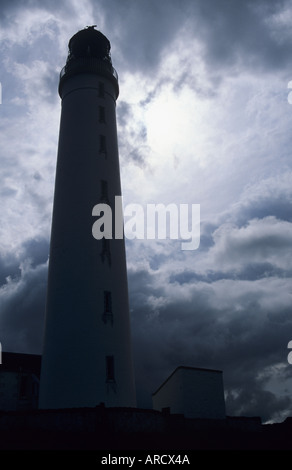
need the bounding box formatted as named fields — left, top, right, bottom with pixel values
left=0, top=237, right=49, bottom=354
left=194, top=0, right=292, bottom=72
left=0, top=252, right=21, bottom=286
left=98, top=0, right=187, bottom=73
left=168, top=262, right=290, bottom=284
left=1, top=0, right=291, bottom=79
left=208, top=217, right=292, bottom=273
left=226, top=387, right=291, bottom=423
left=0, top=0, right=72, bottom=21
left=20, top=237, right=49, bottom=268
left=95, top=0, right=292, bottom=79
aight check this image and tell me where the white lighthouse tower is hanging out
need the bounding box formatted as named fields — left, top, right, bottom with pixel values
left=39, top=27, right=136, bottom=409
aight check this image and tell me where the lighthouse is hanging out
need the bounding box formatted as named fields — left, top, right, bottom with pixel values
left=39, top=26, right=136, bottom=409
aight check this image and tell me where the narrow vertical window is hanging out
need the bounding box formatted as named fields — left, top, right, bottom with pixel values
left=99, top=135, right=107, bottom=154
left=99, top=105, right=105, bottom=123
left=104, top=291, right=112, bottom=313
left=101, top=238, right=111, bottom=266
left=106, top=356, right=115, bottom=382
left=98, top=81, right=105, bottom=98
left=100, top=179, right=109, bottom=203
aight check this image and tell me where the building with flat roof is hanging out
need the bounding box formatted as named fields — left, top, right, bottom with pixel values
left=152, top=366, right=226, bottom=420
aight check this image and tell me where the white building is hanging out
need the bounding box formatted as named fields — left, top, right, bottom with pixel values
left=152, top=366, right=226, bottom=420
left=39, top=27, right=136, bottom=409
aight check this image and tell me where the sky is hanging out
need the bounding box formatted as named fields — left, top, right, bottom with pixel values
left=0, top=0, right=292, bottom=424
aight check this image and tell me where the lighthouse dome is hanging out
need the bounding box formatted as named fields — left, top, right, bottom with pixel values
left=59, top=26, right=118, bottom=98
left=68, top=26, right=111, bottom=62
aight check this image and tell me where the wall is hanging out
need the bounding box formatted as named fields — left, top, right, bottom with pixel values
left=152, top=367, right=226, bottom=419
left=0, top=371, right=18, bottom=411
left=0, top=405, right=261, bottom=435
left=0, top=371, right=39, bottom=411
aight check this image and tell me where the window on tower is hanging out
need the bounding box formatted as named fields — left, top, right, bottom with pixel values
left=104, top=290, right=112, bottom=312
left=100, top=179, right=109, bottom=203
left=106, top=355, right=115, bottom=382
left=100, top=237, right=111, bottom=266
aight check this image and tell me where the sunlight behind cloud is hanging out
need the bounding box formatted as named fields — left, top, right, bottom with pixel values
left=145, top=85, right=208, bottom=167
